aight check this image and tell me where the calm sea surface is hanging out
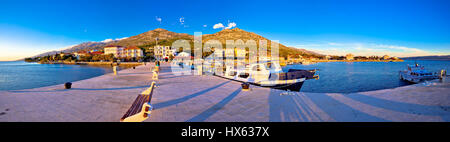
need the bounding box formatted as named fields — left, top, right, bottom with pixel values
left=284, top=60, right=450, bottom=93
left=1, top=60, right=449, bottom=92
left=0, top=61, right=112, bottom=90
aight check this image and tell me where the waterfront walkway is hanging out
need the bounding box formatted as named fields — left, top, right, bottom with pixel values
left=0, top=63, right=449, bottom=122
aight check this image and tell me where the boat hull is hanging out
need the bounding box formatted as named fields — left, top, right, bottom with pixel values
left=214, top=74, right=307, bottom=91
left=261, top=81, right=305, bottom=91
left=214, top=69, right=316, bottom=92
left=399, top=71, right=437, bottom=83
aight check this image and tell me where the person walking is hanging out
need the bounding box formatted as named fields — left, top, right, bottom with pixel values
left=155, top=60, right=160, bottom=72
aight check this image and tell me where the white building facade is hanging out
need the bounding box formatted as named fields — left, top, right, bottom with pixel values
left=104, top=45, right=143, bottom=58
left=124, top=46, right=144, bottom=58
left=154, top=45, right=176, bottom=60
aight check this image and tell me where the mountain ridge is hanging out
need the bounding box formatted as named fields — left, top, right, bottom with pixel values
left=31, top=28, right=322, bottom=58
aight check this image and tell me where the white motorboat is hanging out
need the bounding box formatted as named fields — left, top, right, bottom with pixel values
left=216, top=61, right=318, bottom=91
left=399, top=63, right=438, bottom=83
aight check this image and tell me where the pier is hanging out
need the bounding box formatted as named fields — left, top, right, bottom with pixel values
left=0, top=63, right=449, bottom=122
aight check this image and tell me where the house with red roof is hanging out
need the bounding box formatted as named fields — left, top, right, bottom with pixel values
left=73, top=50, right=89, bottom=60
left=90, top=51, right=103, bottom=55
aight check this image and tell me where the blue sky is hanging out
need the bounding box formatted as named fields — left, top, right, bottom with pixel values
left=1, top=0, right=449, bottom=60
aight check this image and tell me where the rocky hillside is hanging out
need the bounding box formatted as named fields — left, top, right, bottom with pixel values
left=32, top=41, right=114, bottom=57
left=113, top=28, right=192, bottom=47
left=32, top=28, right=322, bottom=58
left=202, top=28, right=323, bottom=58
left=32, top=28, right=191, bottom=57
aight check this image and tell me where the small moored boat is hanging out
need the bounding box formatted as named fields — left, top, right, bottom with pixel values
left=217, top=61, right=318, bottom=91
left=399, top=63, right=438, bottom=83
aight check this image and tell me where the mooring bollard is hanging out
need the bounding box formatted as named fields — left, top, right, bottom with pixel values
left=113, top=66, right=118, bottom=75
left=241, top=82, right=250, bottom=91
left=440, top=70, right=447, bottom=81
left=196, top=65, right=203, bottom=75
left=64, top=82, right=72, bottom=89
left=152, top=71, right=159, bottom=80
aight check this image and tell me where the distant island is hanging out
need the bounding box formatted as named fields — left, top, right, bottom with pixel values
left=400, top=55, right=450, bottom=61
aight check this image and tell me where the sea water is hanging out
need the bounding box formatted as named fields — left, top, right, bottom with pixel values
left=0, top=61, right=112, bottom=90
left=284, top=60, right=450, bottom=93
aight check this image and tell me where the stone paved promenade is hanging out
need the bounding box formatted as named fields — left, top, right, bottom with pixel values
left=0, top=63, right=449, bottom=122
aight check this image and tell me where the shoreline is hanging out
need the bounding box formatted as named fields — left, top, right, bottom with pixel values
left=280, top=59, right=403, bottom=66
left=314, top=59, right=404, bottom=62
left=37, top=61, right=144, bottom=67
left=2, top=61, right=414, bottom=93
left=0, top=63, right=449, bottom=122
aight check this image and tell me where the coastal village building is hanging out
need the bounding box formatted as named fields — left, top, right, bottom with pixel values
left=104, top=45, right=143, bottom=58
left=383, top=55, right=390, bottom=60
left=90, top=51, right=103, bottom=55
left=235, top=48, right=247, bottom=58
left=176, top=52, right=191, bottom=57
left=287, top=55, right=304, bottom=63
left=59, top=52, right=66, bottom=58
left=355, top=56, right=369, bottom=60
left=173, top=52, right=192, bottom=63
left=213, top=48, right=248, bottom=60
left=74, top=51, right=90, bottom=60
left=154, top=45, right=176, bottom=60
left=104, top=45, right=125, bottom=58
left=346, top=53, right=354, bottom=60
left=124, top=46, right=144, bottom=58
left=72, top=51, right=103, bottom=60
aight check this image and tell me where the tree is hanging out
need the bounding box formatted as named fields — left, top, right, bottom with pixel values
left=92, top=54, right=101, bottom=61
left=80, top=55, right=92, bottom=62
left=64, top=58, right=72, bottom=62
left=24, top=58, right=34, bottom=62
left=105, top=54, right=114, bottom=62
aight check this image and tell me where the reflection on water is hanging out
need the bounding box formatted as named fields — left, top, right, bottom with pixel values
left=284, top=60, right=450, bottom=93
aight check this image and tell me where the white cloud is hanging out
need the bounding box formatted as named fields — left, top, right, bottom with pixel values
left=225, top=22, right=236, bottom=29
left=203, top=24, right=207, bottom=27
left=156, top=16, right=162, bottom=23
left=101, top=39, right=113, bottom=43
left=213, top=23, right=224, bottom=29
left=294, top=42, right=444, bottom=57
left=100, top=37, right=128, bottom=43
left=179, top=17, right=185, bottom=25
left=116, top=37, right=128, bottom=40
left=374, top=44, right=423, bottom=52
left=213, top=22, right=237, bottom=29
left=58, top=44, right=78, bottom=51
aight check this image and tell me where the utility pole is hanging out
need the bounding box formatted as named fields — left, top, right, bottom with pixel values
left=155, top=37, right=159, bottom=61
